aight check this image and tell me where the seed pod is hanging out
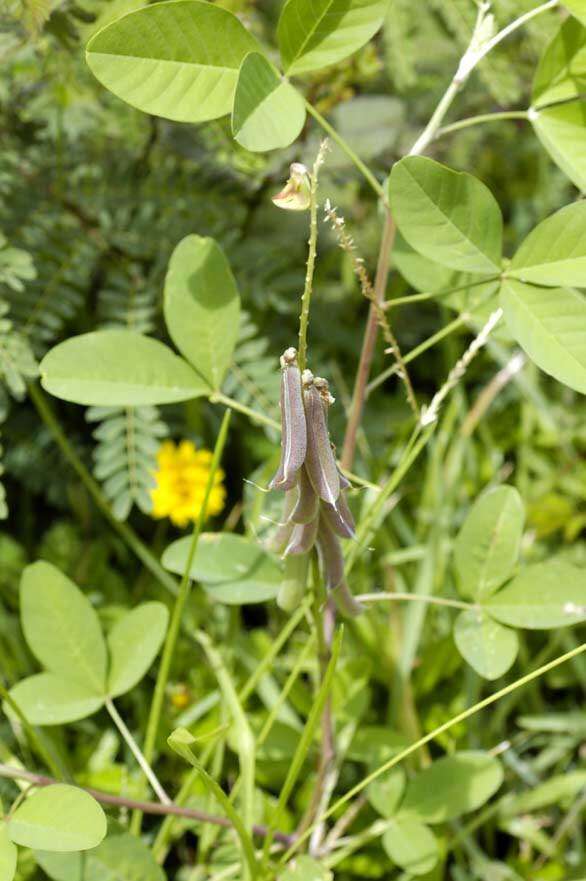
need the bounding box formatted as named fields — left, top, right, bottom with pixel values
left=284, top=514, right=319, bottom=557
left=278, top=553, right=310, bottom=612
left=264, top=489, right=297, bottom=555
left=316, top=512, right=345, bottom=591
left=269, top=348, right=307, bottom=491
left=321, top=492, right=355, bottom=539
left=333, top=579, right=364, bottom=618
left=291, top=466, right=319, bottom=524
left=303, top=373, right=340, bottom=507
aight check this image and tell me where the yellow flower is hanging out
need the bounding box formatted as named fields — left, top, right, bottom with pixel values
left=150, top=440, right=226, bottom=528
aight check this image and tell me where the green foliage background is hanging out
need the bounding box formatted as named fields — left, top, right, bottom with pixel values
left=0, top=1, right=585, bottom=880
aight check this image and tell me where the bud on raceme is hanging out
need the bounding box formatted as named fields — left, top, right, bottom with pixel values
left=271, top=163, right=312, bottom=212
left=265, top=348, right=362, bottom=617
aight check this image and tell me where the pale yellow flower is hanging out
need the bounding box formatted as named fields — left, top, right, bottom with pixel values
left=150, top=440, right=226, bottom=528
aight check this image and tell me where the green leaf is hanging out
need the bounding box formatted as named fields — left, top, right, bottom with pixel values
left=382, top=818, right=439, bottom=876
left=485, top=560, right=586, bottom=629
left=564, top=2, right=586, bottom=26
left=8, top=785, right=106, bottom=852
left=86, top=0, right=259, bottom=123
left=279, top=855, right=333, bottom=881
left=454, top=486, right=524, bottom=601
left=162, top=533, right=282, bottom=604
left=367, top=767, right=405, bottom=819
left=40, top=330, right=207, bottom=407
left=37, top=830, right=166, bottom=881
left=533, top=16, right=586, bottom=107
left=21, top=561, right=107, bottom=694
left=7, top=673, right=104, bottom=725
left=531, top=100, right=586, bottom=192
left=500, top=770, right=586, bottom=817
left=278, top=0, right=387, bottom=74
left=0, top=824, right=17, bottom=881
left=107, top=602, right=169, bottom=698
left=388, top=157, right=503, bottom=274
left=500, top=279, right=586, bottom=393
left=401, top=751, right=503, bottom=823
left=164, top=236, right=240, bottom=392
left=454, top=611, right=519, bottom=681
left=232, top=53, right=306, bottom=152
left=509, top=203, right=586, bottom=287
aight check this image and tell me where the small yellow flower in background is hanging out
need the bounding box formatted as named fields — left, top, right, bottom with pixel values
left=150, top=440, right=226, bottom=528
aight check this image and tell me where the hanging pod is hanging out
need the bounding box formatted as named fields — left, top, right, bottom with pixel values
left=269, top=348, right=307, bottom=491
left=263, top=489, right=297, bottom=555
left=303, top=372, right=340, bottom=507
left=291, top=466, right=319, bottom=524
left=278, top=553, right=310, bottom=612
left=284, top=515, right=319, bottom=557
left=321, top=492, right=355, bottom=539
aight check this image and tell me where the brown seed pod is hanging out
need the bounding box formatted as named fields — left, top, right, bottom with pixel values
left=303, top=372, right=340, bottom=507
left=291, top=466, right=319, bottom=524
left=263, top=489, right=297, bottom=555
left=269, top=348, right=307, bottom=492
left=321, top=492, right=355, bottom=539
left=333, top=579, right=364, bottom=618
left=316, top=512, right=345, bottom=591
left=284, top=515, right=319, bottom=557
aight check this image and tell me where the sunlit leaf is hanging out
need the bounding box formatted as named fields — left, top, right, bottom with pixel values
left=531, top=100, right=586, bottom=192
left=383, top=818, right=439, bottom=876
left=279, top=855, right=333, bottom=881
left=564, top=1, right=586, bottom=26
left=8, top=785, right=106, bottom=852
left=367, top=767, right=405, bottom=818
left=388, top=157, right=503, bottom=274
left=0, top=824, right=17, bottom=881
left=500, top=279, right=586, bottom=393
left=454, top=485, right=524, bottom=601
left=7, top=673, right=104, bottom=725
left=533, top=16, right=586, bottom=107
left=232, top=53, right=306, bottom=152
left=401, top=751, right=503, bottom=823
left=486, top=560, right=586, bottom=629
left=164, top=236, right=240, bottom=392
left=278, top=0, right=388, bottom=74
left=454, top=610, right=519, bottom=680
left=41, top=330, right=208, bottom=406
left=509, top=202, right=586, bottom=287
left=107, top=603, right=169, bottom=698
left=86, top=0, right=259, bottom=122
left=20, top=561, right=107, bottom=694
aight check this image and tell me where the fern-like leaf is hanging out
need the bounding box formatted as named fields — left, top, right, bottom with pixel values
left=223, top=312, right=280, bottom=437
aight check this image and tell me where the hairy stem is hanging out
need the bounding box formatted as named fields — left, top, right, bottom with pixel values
left=298, top=141, right=328, bottom=372
left=106, top=699, right=171, bottom=806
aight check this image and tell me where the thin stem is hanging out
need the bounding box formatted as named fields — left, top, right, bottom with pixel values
left=131, top=409, right=232, bottom=834
left=436, top=110, right=528, bottom=139
left=0, top=684, right=64, bottom=780
left=298, top=141, right=327, bottom=372
left=106, top=699, right=171, bottom=805
left=384, top=276, right=500, bottom=309
left=280, top=641, right=586, bottom=864
left=28, top=382, right=179, bottom=598
left=305, top=102, right=384, bottom=199
left=0, top=763, right=295, bottom=845
left=476, top=0, right=560, bottom=66
left=356, top=592, right=474, bottom=612
left=211, top=393, right=279, bottom=431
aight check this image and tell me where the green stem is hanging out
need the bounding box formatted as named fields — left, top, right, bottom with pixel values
left=131, top=408, right=232, bottom=835
left=106, top=699, right=170, bottom=805
left=356, top=592, right=474, bottom=612
left=305, top=102, right=384, bottom=199
left=436, top=110, right=528, bottom=139
left=211, top=393, right=279, bottom=431
left=28, top=382, right=179, bottom=598
left=0, top=683, right=64, bottom=780
left=280, top=640, right=586, bottom=864
left=384, top=276, right=500, bottom=309
left=298, top=144, right=325, bottom=373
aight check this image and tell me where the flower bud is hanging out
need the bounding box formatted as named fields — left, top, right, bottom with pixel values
left=269, top=348, right=307, bottom=492
left=303, top=373, right=340, bottom=507
left=272, top=162, right=311, bottom=211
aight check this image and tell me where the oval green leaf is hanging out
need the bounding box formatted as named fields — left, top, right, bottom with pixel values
left=367, top=767, right=405, bottom=819
left=454, top=610, right=519, bottom=681
left=232, top=53, right=306, bottom=152
left=162, top=532, right=282, bottom=604
left=454, top=485, right=524, bottom=601
left=388, top=157, right=503, bottom=274
left=21, top=561, right=107, bottom=694
left=37, top=830, right=166, bottom=881
left=401, top=751, right=503, bottom=823
left=564, top=2, right=586, bottom=26
left=0, top=824, right=17, bottom=881
left=86, top=0, right=259, bottom=123
left=278, top=0, right=388, bottom=75
left=509, top=202, right=586, bottom=287
left=8, top=785, right=106, bottom=852
left=500, top=279, right=586, bottom=393
left=533, top=16, right=586, bottom=107
left=486, top=560, right=586, bottom=629
left=382, top=818, right=439, bottom=876
left=107, top=602, right=169, bottom=698
left=41, top=330, right=207, bottom=407
left=531, top=100, right=586, bottom=192
left=164, top=235, right=240, bottom=392
left=279, top=855, right=333, bottom=881
left=7, top=673, right=104, bottom=725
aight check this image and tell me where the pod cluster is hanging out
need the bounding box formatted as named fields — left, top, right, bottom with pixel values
left=266, top=348, right=362, bottom=616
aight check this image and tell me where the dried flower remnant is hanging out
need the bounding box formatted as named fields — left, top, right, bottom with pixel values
left=265, top=349, right=361, bottom=616
left=272, top=162, right=312, bottom=211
